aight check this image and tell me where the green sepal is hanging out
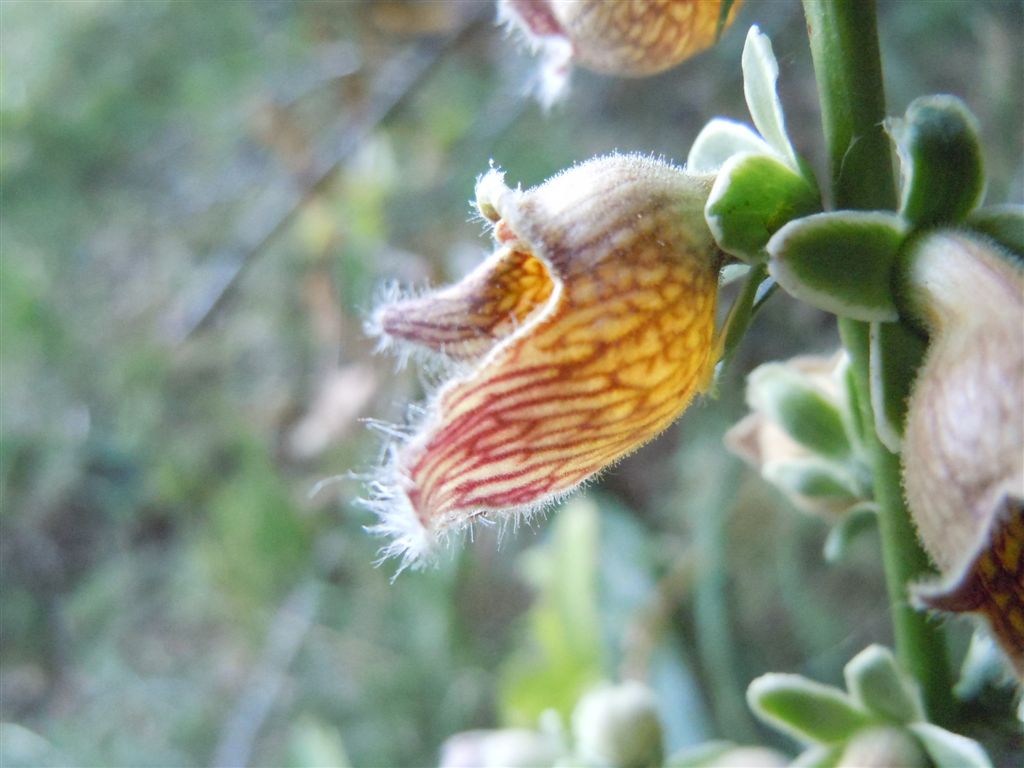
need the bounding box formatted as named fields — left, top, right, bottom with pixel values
left=823, top=503, right=878, bottom=564
left=768, top=211, right=906, bottom=321
left=707, top=153, right=821, bottom=263
left=954, top=632, right=1010, bottom=701
left=967, top=204, right=1024, bottom=257
left=688, top=119, right=769, bottom=174
left=868, top=320, right=927, bottom=453
left=745, top=361, right=852, bottom=460
left=888, top=95, right=985, bottom=227
left=741, top=26, right=798, bottom=169
left=762, top=459, right=859, bottom=501
left=843, top=645, right=924, bottom=724
left=746, top=674, right=874, bottom=745
left=906, top=723, right=993, bottom=768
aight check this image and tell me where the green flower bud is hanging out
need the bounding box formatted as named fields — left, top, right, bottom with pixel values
left=572, top=681, right=664, bottom=768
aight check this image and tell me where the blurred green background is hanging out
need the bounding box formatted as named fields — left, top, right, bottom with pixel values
left=1, top=1, right=1021, bottom=766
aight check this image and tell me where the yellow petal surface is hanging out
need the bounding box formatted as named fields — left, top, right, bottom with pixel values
left=555, top=0, right=741, bottom=76
left=375, top=248, right=553, bottom=361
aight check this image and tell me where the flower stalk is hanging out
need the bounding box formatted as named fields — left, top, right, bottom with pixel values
left=801, top=0, right=955, bottom=723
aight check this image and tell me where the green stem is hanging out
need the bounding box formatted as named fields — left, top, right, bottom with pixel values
left=839, top=322, right=955, bottom=724
left=717, top=262, right=769, bottom=377
left=802, top=0, right=896, bottom=211
left=802, top=0, right=955, bottom=723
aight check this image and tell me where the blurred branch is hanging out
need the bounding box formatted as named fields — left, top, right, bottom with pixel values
left=211, top=579, right=322, bottom=768
left=163, top=8, right=489, bottom=344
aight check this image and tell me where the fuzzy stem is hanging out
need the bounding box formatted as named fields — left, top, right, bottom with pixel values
left=802, top=0, right=956, bottom=724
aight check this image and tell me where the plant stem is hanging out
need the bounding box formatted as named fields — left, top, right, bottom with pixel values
left=718, top=262, right=769, bottom=375
left=801, top=0, right=956, bottom=723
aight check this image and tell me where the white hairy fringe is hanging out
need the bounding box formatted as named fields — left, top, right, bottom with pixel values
left=495, top=0, right=572, bottom=109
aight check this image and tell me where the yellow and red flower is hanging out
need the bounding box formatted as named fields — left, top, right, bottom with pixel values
left=501, top=0, right=741, bottom=105
left=366, top=153, right=722, bottom=569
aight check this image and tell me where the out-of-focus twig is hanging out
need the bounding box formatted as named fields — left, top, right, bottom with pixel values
left=210, top=579, right=321, bottom=768
left=163, top=8, right=489, bottom=344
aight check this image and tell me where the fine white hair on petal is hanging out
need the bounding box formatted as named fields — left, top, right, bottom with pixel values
left=357, top=449, right=436, bottom=576
left=365, top=283, right=465, bottom=376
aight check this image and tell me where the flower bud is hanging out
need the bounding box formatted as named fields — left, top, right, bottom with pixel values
left=899, top=229, right=1024, bottom=675
left=501, top=0, right=741, bottom=105
left=366, top=154, right=721, bottom=569
left=571, top=681, right=664, bottom=768
left=439, top=728, right=564, bottom=768
left=837, top=727, right=927, bottom=768
left=725, top=351, right=869, bottom=519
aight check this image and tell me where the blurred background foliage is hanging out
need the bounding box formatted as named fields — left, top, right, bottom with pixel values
left=1, top=1, right=1021, bottom=766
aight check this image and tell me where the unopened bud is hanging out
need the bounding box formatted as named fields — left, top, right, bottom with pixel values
left=572, top=681, right=664, bottom=768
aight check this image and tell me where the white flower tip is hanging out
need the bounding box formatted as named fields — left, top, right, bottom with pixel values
left=360, top=474, right=439, bottom=577
left=475, top=167, right=510, bottom=222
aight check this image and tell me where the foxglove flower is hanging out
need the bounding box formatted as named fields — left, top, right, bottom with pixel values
left=366, top=153, right=721, bottom=569
left=899, top=230, right=1024, bottom=676
left=501, top=0, right=741, bottom=106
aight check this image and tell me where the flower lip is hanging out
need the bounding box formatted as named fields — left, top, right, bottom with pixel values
left=365, top=153, right=720, bottom=571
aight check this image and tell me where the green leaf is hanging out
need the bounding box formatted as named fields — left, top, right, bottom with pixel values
left=907, top=723, right=993, bottom=768
left=687, top=119, right=769, bottom=174
left=762, top=459, right=859, bottom=501
left=746, top=361, right=852, bottom=460
left=747, top=673, right=874, bottom=745
left=706, top=153, right=821, bottom=263
left=889, top=95, right=985, bottom=227
left=741, top=26, right=797, bottom=169
left=868, top=320, right=927, bottom=452
left=768, top=211, right=906, bottom=321
left=823, top=503, right=878, bottom=563
left=499, top=498, right=604, bottom=725
left=967, top=204, right=1024, bottom=257
left=843, top=645, right=924, bottom=724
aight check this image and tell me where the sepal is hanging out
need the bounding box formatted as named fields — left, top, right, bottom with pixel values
left=906, top=723, right=993, bottom=768
left=842, top=645, right=924, bottom=724
left=706, top=153, right=820, bottom=263
left=746, top=674, right=871, bottom=744
left=888, top=95, right=985, bottom=227
left=741, top=26, right=799, bottom=169
left=868, top=320, right=926, bottom=452
left=745, top=360, right=853, bottom=460
left=822, top=503, right=878, bottom=564
left=767, top=211, right=906, bottom=321
left=762, top=458, right=860, bottom=503
left=967, top=204, right=1024, bottom=257
left=687, top=119, right=770, bottom=174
